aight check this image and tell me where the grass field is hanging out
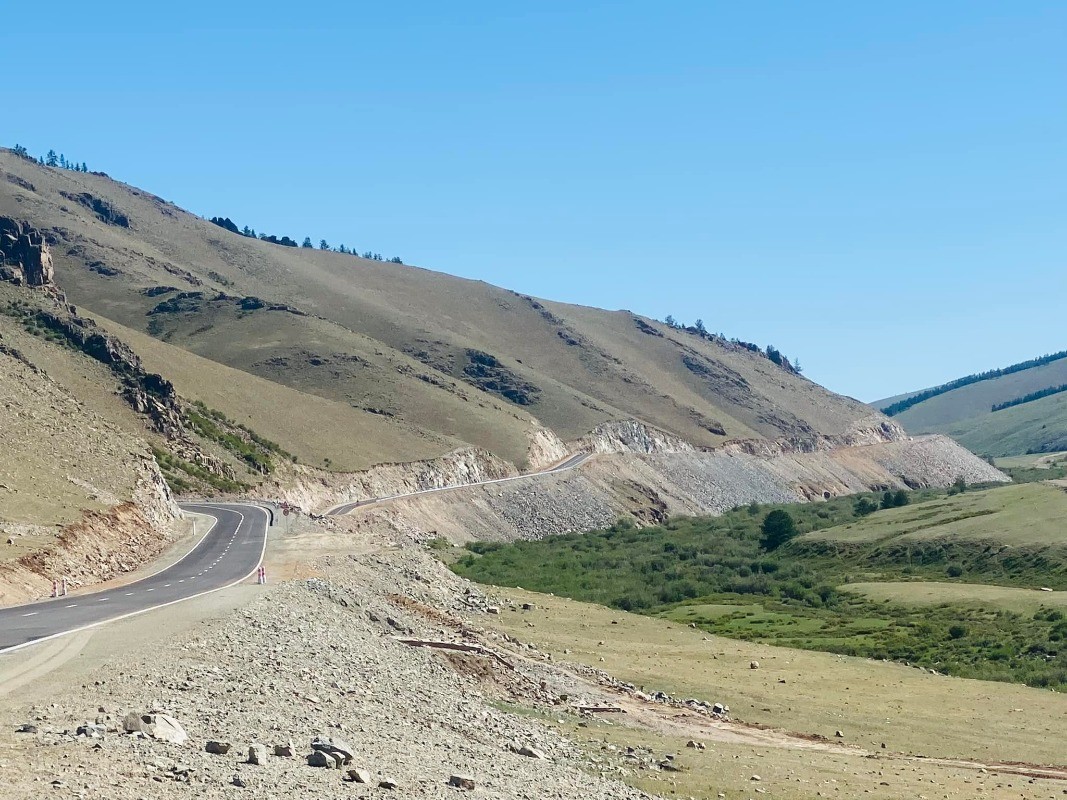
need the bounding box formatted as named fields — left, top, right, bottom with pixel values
left=995, top=451, right=1067, bottom=469
left=455, top=482, right=1067, bottom=689
left=481, top=587, right=1067, bottom=767
left=802, top=481, right=1067, bottom=547
left=844, top=581, right=1067, bottom=612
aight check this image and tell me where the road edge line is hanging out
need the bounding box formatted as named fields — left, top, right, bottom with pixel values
left=0, top=504, right=270, bottom=657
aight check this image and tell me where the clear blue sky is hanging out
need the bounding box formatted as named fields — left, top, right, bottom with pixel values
left=7, top=1, right=1065, bottom=401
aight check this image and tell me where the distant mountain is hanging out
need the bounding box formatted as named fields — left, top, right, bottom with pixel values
left=874, top=352, right=1067, bottom=456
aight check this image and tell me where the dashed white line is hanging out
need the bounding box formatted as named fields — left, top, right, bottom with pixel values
left=145, top=588, right=155, bottom=592
left=65, top=604, right=77, bottom=608
left=21, top=612, right=38, bottom=617
left=96, top=597, right=109, bottom=602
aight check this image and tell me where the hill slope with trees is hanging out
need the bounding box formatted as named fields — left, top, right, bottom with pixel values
left=875, top=353, right=1067, bottom=456
left=1, top=147, right=888, bottom=467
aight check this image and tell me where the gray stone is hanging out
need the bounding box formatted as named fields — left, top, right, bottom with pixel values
left=247, top=743, right=268, bottom=765
left=345, top=769, right=371, bottom=784
left=310, top=735, right=354, bottom=765
left=449, top=774, right=476, bottom=789
left=205, top=741, right=232, bottom=755
left=273, top=741, right=294, bottom=757
left=76, top=723, right=105, bottom=739
left=516, top=745, right=546, bottom=759
left=307, top=751, right=333, bottom=768
left=379, top=778, right=399, bottom=789
left=122, top=713, right=187, bottom=745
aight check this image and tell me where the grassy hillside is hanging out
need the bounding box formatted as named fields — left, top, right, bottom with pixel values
left=0, top=148, right=885, bottom=467
left=940, top=389, right=1067, bottom=458
left=453, top=482, right=1067, bottom=688
left=875, top=353, right=1067, bottom=456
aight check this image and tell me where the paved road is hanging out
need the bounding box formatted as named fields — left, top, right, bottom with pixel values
left=325, top=451, right=591, bottom=516
left=0, top=502, right=268, bottom=654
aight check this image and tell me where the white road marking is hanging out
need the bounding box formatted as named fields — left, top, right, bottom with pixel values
left=96, top=598, right=108, bottom=602
left=145, top=588, right=155, bottom=592
left=21, top=612, right=38, bottom=617
left=65, top=604, right=77, bottom=608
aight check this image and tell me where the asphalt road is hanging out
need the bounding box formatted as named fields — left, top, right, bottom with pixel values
left=0, top=502, right=268, bottom=654
left=325, top=451, right=591, bottom=516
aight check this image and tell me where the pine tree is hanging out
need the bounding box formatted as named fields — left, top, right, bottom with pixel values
left=45, top=150, right=58, bottom=167
left=302, top=237, right=313, bottom=248
left=319, top=239, right=329, bottom=250
left=759, top=510, right=798, bottom=551
left=59, top=154, right=67, bottom=169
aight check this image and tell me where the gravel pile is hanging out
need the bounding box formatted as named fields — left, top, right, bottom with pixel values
left=0, top=547, right=654, bottom=800
left=862, top=435, right=1009, bottom=487
left=484, top=474, right=619, bottom=540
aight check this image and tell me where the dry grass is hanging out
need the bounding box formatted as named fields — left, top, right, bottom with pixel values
left=1, top=149, right=883, bottom=466
left=0, top=306, right=144, bottom=528
left=482, top=586, right=1067, bottom=767
left=843, top=581, right=1067, bottom=613
left=91, top=314, right=455, bottom=471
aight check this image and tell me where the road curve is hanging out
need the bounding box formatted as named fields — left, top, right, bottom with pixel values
left=325, top=451, right=591, bottom=516
left=0, top=502, right=269, bottom=655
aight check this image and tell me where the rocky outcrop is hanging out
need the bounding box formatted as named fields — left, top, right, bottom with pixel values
left=267, top=447, right=517, bottom=512
left=27, top=305, right=185, bottom=437
left=525, top=427, right=569, bottom=470
left=0, top=217, right=54, bottom=287
left=59, top=191, right=130, bottom=227
left=580, top=420, right=696, bottom=455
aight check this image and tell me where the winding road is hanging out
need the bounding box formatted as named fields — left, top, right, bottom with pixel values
left=325, top=451, right=591, bottom=516
left=0, top=502, right=269, bottom=654
left=0, top=450, right=593, bottom=654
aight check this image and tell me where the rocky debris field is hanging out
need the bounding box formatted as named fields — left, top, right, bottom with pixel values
left=0, top=544, right=658, bottom=800
left=331, top=427, right=1009, bottom=547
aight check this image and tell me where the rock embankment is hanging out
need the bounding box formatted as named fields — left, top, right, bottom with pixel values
left=271, top=447, right=518, bottom=513
left=333, top=424, right=1009, bottom=544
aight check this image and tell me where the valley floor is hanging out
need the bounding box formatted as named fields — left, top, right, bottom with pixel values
left=2, top=511, right=1067, bottom=799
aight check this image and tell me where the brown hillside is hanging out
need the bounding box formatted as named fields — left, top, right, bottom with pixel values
left=1, top=149, right=878, bottom=465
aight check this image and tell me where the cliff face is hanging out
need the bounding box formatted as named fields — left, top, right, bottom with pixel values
left=0, top=217, right=54, bottom=287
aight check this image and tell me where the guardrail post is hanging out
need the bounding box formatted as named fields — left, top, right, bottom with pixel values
left=61, top=578, right=68, bottom=597
left=51, top=579, right=58, bottom=598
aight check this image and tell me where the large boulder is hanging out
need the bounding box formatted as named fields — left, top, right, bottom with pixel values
left=122, top=712, right=188, bottom=745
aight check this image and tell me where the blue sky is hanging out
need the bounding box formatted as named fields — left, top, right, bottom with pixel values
left=6, top=2, right=1065, bottom=401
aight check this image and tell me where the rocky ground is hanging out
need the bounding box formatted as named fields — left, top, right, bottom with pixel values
left=0, top=524, right=661, bottom=800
